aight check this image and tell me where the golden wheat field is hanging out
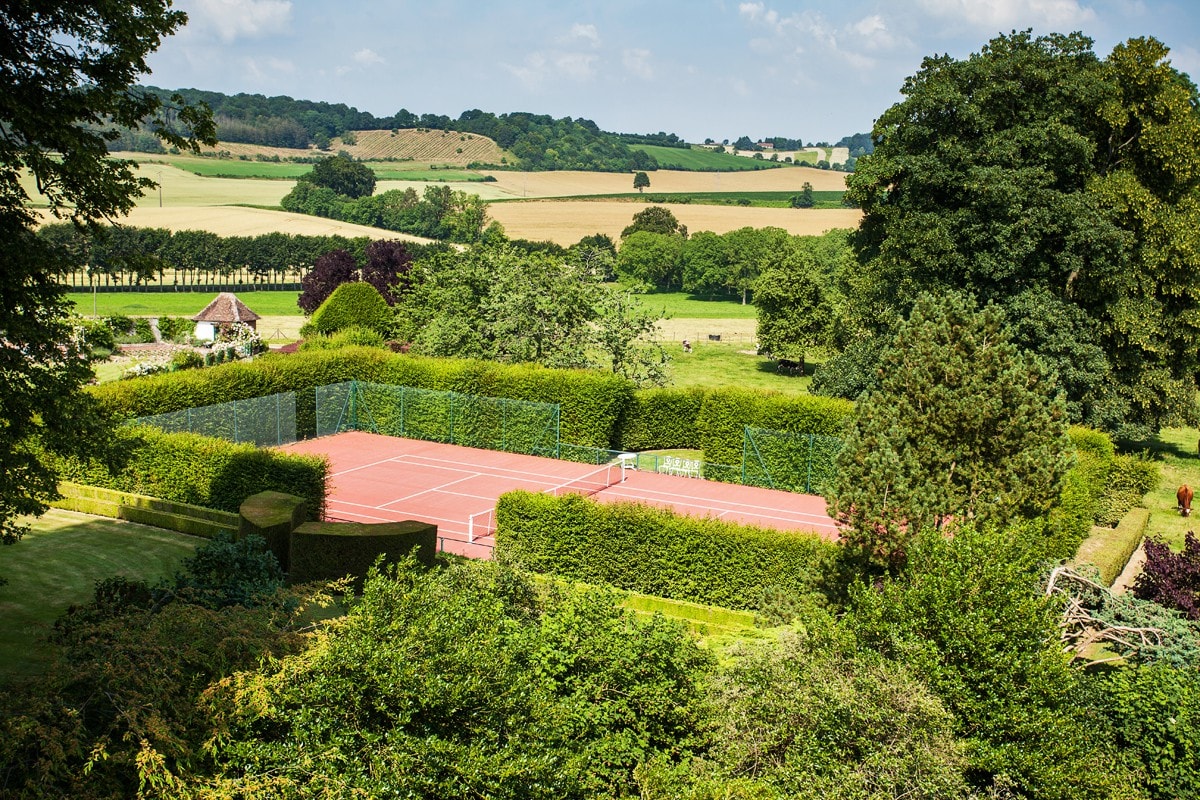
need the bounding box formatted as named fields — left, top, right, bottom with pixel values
left=488, top=201, right=862, bottom=244
left=480, top=166, right=848, bottom=199
left=39, top=205, right=433, bottom=242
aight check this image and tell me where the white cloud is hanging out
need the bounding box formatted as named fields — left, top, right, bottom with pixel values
left=353, top=48, right=385, bottom=66
left=504, top=23, right=603, bottom=89
left=566, top=23, right=601, bottom=47
left=623, top=48, right=654, bottom=79
left=184, top=0, right=293, bottom=43
left=555, top=52, right=598, bottom=80
left=916, top=0, right=1097, bottom=29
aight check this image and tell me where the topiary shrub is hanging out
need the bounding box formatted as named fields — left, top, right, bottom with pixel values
left=240, top=491, right=308, bottom=571
left=289, top=520, right=437, bottom=589
left=302, top=282, right=396, bottom=337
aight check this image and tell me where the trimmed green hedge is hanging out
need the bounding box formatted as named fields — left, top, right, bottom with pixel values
left=51, top=482, right=240, bottom=539
left=696, top=388, right=853, bottom=466
left=92, top=349, right=860, bottom=458
left=240, top=491, right=308, bottom=571
left=289, top=520, right=437, bottom=588
left=495, top=491, right=838, bottom=611
left=53, top=426, right=327, bottom=519
left=1075, top=507, right=1150, bottom=586
left=1043, top=427, right=1158, bottom=561
left=616, top=387, right=706, bottom=451
left=91, top=348, right=630, bottom=449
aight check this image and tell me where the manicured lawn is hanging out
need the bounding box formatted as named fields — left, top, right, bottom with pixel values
left=67, top=290, right=302, bottom=317
left=0, top=509, right=201, bottom=680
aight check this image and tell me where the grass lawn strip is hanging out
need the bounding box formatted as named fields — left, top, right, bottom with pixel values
left=0, top=509, right=201, bottom=680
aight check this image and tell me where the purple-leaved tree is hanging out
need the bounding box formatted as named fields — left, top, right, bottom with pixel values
left=362, top=240, right=414, bottom=306
left=298, top=249, right=357, bottom=313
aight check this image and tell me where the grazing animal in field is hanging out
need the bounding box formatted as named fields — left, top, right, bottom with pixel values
left=1178, top=485, right=1193, bottom=517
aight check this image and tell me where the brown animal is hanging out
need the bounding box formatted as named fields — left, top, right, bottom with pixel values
left=1178, top=485, right=1193, bottom=517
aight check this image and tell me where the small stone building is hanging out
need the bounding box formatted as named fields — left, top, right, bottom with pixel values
left=191, top=292, right=260, bottom=342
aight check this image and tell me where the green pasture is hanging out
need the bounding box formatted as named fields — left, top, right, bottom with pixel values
left=138, top=156, right=312, bottom=179
left=630, top=144, right=793, bottom=171
left=372, top=168, right=488, bottom=181
left=68, top=290, right=302, bottom=317
left=633, top=291, right=758, bottom=319
left=0, top=509, right=200, bottom=680
left=668, top=341, right=815, bottom=394
left=129, top=154, right=490, bottom=184
left=68, top=290, right=754, bottom=323
left=1132, top=426, right=1200, bottom=551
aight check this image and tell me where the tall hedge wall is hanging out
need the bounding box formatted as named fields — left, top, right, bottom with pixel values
left=696, top=388, right=854, bottom=465
left=92, top=350, right=857, bottom=458
left=616, top=387, right=707, bottom=451
left=90, top=348, right=631, bottom=449
left=495, top=491, right=838, bottom=610
left=52, top=426, right=328, bottom=519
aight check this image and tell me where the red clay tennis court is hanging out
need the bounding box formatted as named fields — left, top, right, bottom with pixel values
left=280, top=431, right=837, bottom=558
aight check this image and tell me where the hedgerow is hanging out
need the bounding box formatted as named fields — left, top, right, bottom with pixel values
left=495, top=491, right=838, bottom=610
left=696, top=388, right=853, bottom=465
left=51, top=426, right=327, bottom=518
left=616, top=387, right=706, bottom=451
left=91, top=348, right=631, bottom=448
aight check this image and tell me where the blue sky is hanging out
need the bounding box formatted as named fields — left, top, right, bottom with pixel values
left=145, top=0, right=1200, bottom=144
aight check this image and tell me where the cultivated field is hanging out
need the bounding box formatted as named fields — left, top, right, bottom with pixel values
left=194, top=128, right=505, bottom=165
left=335, top=129, right=504, bottom=164
left=24, top=162, right=293, bottom=208
left=479, top=167, right=848, bottom=199
left=66, top=206, right=434, bottom=242
left=488, top=201, right=862, bottom=244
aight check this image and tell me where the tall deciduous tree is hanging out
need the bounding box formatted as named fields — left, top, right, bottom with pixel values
left=846, top=31, right=1200, bottom=436
left=633, top=171, right=650, bottom=193
left=362, top=240, right=414, bottom=305
left=828, top=293, right=1071, bottom=570
left=304, top=154, right=376, bottom=198
left=0, top=2, right=214, bottom=548
left=621, top=205, right=686, bottom=239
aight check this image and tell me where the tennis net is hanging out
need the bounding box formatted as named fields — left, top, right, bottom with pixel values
left=545, top=463, right=624, bottom=498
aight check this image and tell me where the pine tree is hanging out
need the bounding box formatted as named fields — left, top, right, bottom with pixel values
left=828, top=292, right=1072, bottom=569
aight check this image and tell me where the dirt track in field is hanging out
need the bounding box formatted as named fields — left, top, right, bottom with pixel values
left=487, top=202, right=861, bottom=244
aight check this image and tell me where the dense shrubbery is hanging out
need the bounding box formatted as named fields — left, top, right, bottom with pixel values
left=1134, top=532, right=1200, bottom=620
left=496, top=492, right=838, bottom=611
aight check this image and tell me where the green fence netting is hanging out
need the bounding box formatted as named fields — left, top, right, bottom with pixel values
left=741, top=426, right=842, bottom=494
left=135, top=391, right=298, bottom=447
left=314, top=381, right=561, bottom=457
